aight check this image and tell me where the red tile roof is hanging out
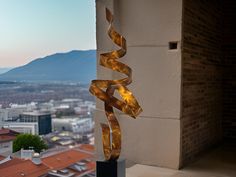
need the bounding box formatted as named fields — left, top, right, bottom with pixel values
left=0, top=158, right=25, bottom=170
left=0, top=128, right=19, bottom=135
left=86, top=161, right=96, bottom=173
left=79, top=144, right=95, bottom=153
left=0, top=155, right=5, bottom=161
left=0, top=145, right=95, bottom=177
left=42, top=149, right=92, bottom=170
left=0, top=160, right=49, bottom=177
left=0, top=128, right=19, bottom=142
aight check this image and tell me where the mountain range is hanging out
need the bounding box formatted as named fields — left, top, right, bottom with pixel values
left=0, top=50, right=96, bottom=84
left=0, top=68, right=13, bottom=74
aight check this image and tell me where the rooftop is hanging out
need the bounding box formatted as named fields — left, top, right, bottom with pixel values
left=42, top=149, right=91, bottom=170
left=21, top=111, right=51, bottom=116
left=0, top=155, right=5, bottom=161
left=0, top=145, right=95, bottom=177
left=0, top=160, right=49, bottom=177
left=0, top=128, right=19, bottom=142
left=0, top=158, right=25, bottom=170
left=79, top=144, right=95, bottom=153
left=0, top=128, right=19, bottom=135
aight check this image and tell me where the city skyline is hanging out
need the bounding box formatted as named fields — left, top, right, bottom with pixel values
left=0, top=0, right=96, bottom=67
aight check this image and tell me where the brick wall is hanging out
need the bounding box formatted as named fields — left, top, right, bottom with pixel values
left=181, top=0, right=223, bottom=165
left=222, top=0, right=236, bottom=141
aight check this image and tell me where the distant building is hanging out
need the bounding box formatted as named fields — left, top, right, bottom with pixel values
left=20, top=112, right=52, bottom=135
left=10, top=102, right=37, bottom=111
left=3, top=122, right=38, bottom=135
left=0, top=103, right=37, bottom=122
left=0, top=128, right=19, bottom=156
left=75, top=101, right=95, bottom=117
left=37, top=102, right=54, bottom=112
left=52, top=118, right=93, bottom=133
left=0, top=108, right=24, bottom=122
left=61, top=98, right=83, bottom=107
left=52, top=98, right=82, bottom=109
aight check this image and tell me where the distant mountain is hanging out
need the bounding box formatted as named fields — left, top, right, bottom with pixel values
left=0, top=68, right=13, bottom=74
left=0, top=50, right=96, bottom=84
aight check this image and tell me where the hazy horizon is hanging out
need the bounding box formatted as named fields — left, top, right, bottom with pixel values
left=0, top=0, right=96, bottom=67
left=0, top=49, right=96, bottom=71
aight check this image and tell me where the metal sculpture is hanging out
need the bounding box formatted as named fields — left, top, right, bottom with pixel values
left=89, top=8, right=142, bottom=161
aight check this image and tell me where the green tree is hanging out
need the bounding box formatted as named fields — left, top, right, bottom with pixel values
left=13, top=134, right=47, bottom=153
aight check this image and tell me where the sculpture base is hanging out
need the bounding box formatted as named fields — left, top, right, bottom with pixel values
left=96, top=158, right=126, bottom=177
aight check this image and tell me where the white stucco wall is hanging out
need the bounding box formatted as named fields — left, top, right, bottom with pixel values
left=0, top=141, right=13, bottom=156
left=95, top=0, right=182, bottom=169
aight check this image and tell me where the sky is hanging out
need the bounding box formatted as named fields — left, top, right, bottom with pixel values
left=0, top=0, right=96, bottom=67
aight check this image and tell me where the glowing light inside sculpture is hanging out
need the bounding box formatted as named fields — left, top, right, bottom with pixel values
left=89, top=8, right=142, bottom=161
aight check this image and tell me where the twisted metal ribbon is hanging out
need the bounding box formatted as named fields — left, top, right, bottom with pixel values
left=89, top=8, right=143, bottom=161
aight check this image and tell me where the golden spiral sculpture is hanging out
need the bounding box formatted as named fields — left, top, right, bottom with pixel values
left=89, top=8, right=143, bottom=161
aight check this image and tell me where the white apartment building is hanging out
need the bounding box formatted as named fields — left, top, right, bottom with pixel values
left=52, top=118, right=93, bottom=133
left=3, top=122, right=38, bottom=135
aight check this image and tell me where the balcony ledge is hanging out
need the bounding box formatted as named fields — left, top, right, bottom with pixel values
left=126, top=146, right=236, bottom=177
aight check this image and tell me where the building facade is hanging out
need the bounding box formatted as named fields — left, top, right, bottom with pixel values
left=52, top=117, right=93, bottom=133
left=20, top=112, right=52, bottom=135
left=3, top=122, right=38, bottom=135
left=95, top=0, right=236, bottom=169
left=0, top=129, right=19, bottom=156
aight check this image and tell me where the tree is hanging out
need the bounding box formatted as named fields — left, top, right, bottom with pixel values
left=13, top=134, right=47, bottom=153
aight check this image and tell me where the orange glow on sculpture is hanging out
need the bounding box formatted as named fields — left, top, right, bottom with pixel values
left=89, top=8, right=142, bottom=161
